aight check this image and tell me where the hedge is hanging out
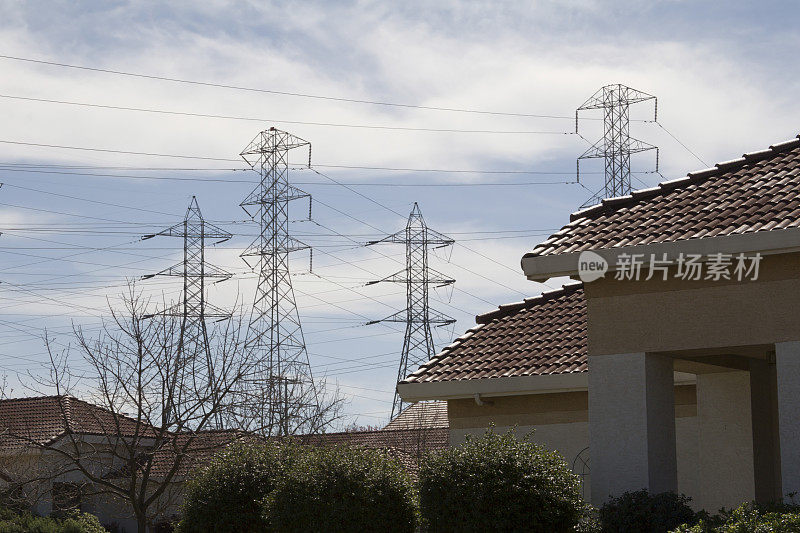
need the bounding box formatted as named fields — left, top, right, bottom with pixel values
left=671, top=502, right=800, bottom=532
left=0, top=507, right=106, bottom=533
left=176, top=440, right=295, bottom=533
left=263, top=445, right=417, bottom=533
left=418, top=429, right=584, bottom=532
left=598, top=490, right=698, bottom=533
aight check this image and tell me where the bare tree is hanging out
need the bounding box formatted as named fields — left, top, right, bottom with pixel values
left=0, top=285, right=340, bottom=532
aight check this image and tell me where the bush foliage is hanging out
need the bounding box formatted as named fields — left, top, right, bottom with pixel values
left=598, top=490, right=698, bottom=533
left=176, top=439, right=295, bottom=533
left=263, top=445, right=417, bottom=533
left=418, top=429, right=584, bottom=533
left=671, top=502, right=800, bottom=532
left=0, top=507, right=106, bottom=533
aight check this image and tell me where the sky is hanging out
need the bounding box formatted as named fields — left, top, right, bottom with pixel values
left=0, top=0, right=798, bottom=428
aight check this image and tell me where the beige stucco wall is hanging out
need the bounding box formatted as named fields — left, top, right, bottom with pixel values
left=448, top=385, right=698, bottom=502
left=695, top=371, right=755, bottom=512
left=583, top=253, right=800, bottom=356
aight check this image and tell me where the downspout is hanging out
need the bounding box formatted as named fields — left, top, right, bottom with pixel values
left=473, top=393, right=493, bottom=406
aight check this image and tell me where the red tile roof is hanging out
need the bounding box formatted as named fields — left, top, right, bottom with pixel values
left=117, top=430, right=250, bottom=479
left=303, top=427, right=448, bottom=450
left=402, top=283, right=586, bottom=383
left=0, top=396, right=447, bottom=481
left=383, top=401, right=448, bottom=430
left=302, top=427, right=449, bottom=477
left=0, top=395, right=151, bottom=454
left=526, top=135, right=800, bottom=258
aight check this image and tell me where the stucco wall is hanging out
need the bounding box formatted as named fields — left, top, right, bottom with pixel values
left=583, top=253, right=800, bottom=356
left=695, top=370, right=755, bottom=512
left=448, top=385, right=699, bottom=503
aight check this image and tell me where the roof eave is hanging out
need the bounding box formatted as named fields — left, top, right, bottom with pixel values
left=521, top=226, right=800, bottom=281
left=397, top=372, right=589, bottom=402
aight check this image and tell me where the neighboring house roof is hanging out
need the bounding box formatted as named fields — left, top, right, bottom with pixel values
left=302, top=426, right=449, bottom=477
left=383, top=401, right=448, bottom=430
left=0, top=395, right=150, bottom=454
left=526, top=134, right=800, bottom=258
left=303, top=426, right=448, bottom=450
left=111, top=429, right=250, bottom=480
left=402, top=283, right=586, bottom=384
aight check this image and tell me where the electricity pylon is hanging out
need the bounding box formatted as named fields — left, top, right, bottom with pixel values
left=576, top=84, right=659, bottom=206
left=238, top=127, right=318, bottom=436
left=367, top=203, right=455, bottom=419
left=143, top=196, right=232, bottom=425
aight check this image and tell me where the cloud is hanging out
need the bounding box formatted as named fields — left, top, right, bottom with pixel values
left=0, top=0, right=798, bottom=422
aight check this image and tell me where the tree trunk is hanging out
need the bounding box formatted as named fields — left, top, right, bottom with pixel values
left=135, top=507, right=148, bottom=533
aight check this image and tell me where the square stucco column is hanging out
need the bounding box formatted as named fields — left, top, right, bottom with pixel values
left=588, top=352, right=677, bottom=506
left=696, top=371, right=755, bottom=511
left=776, top=341, right=800, bottom=497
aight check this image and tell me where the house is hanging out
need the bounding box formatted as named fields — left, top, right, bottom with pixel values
left=0, top=395, right=162, bottom=530
left=0, top=395, right=448, bottom=530
left=398, top=133, right=800, bottom=511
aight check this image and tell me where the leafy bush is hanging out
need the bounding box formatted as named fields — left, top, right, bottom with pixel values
left=176, top=439, right=295, bottom=533
left=671, top=502, right=800, bottom=532
left=263, top=445, right=417, bottom=533
left=598, top=490, right=698, bottom=533
left=418, top=429, right=584, bottom=533
left=0, top=507, right=106, bottom=533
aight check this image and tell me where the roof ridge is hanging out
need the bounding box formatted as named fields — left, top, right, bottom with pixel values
left=60, top=396, right=73, bottom=430
left=309, top=427, right=447, bottom=438
left=568, top=133, right=800, bottom=223
left=476, top=281, right=584, bottom=325
left=0, top=394, right=75, bottom=403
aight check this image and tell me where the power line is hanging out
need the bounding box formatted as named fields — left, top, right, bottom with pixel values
left=0, top=139, right=241, bottom=162
left=0, top=165, right=579, bottom=186
left=0, top=155, right=607, bottom=177
left=309, top=169, right=531, bottom=298
left=2, top=182, right=180, bottom=216
left=654, top=121, right=709, bottom=167
left=0, top=93, right=574, bottom=135
left=0, top=54, right=577, bottom=119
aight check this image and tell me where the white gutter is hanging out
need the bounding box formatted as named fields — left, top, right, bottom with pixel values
left=521, top=226, right=800, bottom=281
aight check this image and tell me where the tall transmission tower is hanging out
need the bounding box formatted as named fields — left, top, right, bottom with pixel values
left=143, top=196, right=233, bottom=425
left=238, top=127, right=318, bottom=436
left=367, top=203, right=455, bottom=420
left=576, top=84, right=659, bottom=206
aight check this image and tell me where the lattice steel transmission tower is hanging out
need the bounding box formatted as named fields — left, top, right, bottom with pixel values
left=143, top=196, right=233, bottom=425
left=576, top=84, right=659, bottom=206
left=367, top=203, right=455, bottom=419
left=238, top=127, right=318, bottom=436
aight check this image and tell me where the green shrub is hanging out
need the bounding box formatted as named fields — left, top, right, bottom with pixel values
left=671, top=502, right=800, bottom=532
left=263, top=445, right=417, bottom=533
left=0, top=507, right=105, bottom=533
left=176, top=440, right=295, bottom=533
left=418, top=428, right=584, bottom=533
left=599, top=490, right=698, bottom=533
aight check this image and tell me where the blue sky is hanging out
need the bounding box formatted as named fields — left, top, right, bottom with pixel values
left=0, top=0, right=798, bottom=427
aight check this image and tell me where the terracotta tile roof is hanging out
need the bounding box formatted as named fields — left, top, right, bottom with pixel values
left=302, top=427, right=448, bottom=451
left=145, top=419, right=450, bottom=481
left=0, top=395, right=151, bottom=454
left=302, top=427, right=449, bottom=478
left=383, top=401, right=448, bottom=430
left=402, top=283, right=586, bottom=384
left=122, top=430, right=250, bottom=479
left=526, top=134, right=800, bottom=258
